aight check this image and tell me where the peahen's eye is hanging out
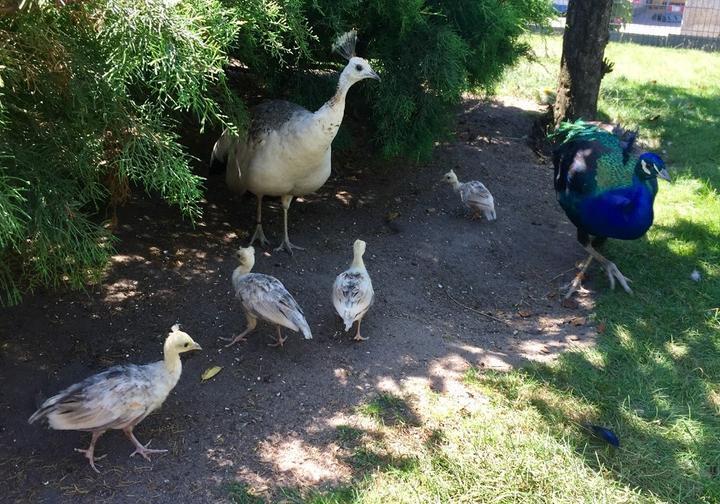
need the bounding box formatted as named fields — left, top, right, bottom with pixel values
left=355, top=64, right=363, bottom=71
left=183, top=342, right=189, bottom=348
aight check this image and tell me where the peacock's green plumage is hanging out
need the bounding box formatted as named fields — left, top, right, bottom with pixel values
left=550, top=120, right=667, bottom=242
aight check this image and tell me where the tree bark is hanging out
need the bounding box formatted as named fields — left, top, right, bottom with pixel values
left=553, top=0, right=614, bottom=126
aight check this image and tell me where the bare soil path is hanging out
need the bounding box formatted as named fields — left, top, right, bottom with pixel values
left=0, top=98, right=597, bottom=503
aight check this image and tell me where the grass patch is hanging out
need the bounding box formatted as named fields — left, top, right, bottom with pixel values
left=228, top=482, right=265, bottom=504
left=356, top=393, right=417, bottom=426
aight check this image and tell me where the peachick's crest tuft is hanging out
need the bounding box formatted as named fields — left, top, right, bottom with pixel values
left=333, top=30, right=357, bottom=61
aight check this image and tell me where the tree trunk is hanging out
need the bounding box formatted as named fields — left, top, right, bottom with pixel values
left=553, top=0, right=614, bottom=126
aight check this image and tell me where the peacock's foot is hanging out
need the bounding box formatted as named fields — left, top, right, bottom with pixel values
left=353, top=333, right=368, bottom=341
left=274, top=238, right=305, bottom=255
left=604, top=261, right=633, bottom=293
left=249, top=224, right=270, bottom=247
left=562, top=273, right=591, bottom=299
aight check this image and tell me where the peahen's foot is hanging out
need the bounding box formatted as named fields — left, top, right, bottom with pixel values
left=249, top=224, right=270, bottom=248
left=129, top=440, right=167, bottom=462
left=274, top=238, right=305, bottom=255
left=74, top=448, right=107, bottom=474
left=603, top=261, right=633, bottom=293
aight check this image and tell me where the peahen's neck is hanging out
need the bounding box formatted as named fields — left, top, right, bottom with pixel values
left=451, top=180, right=461, bottom=192
left=314, top=73, right=353, bottom=142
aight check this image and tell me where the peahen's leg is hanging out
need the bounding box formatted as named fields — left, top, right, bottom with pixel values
left=221, top=314, right=257, bottom=347
left=249, top=194, right=270, bottom=247
left=585, top=244, right=632, bottom=294
left=124, top=427, right=167, bottom=461
left=563, top=255, right=593, bottom=299
left=74, top=430, right=107, bottom=473
left=274, top=194, right=305, bottom=254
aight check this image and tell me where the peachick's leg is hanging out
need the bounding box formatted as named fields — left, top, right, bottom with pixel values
left=268, top=326, right=288, bottom=347
left=563, top=255, right=593, bottom=299
left=353, top=319, right=368, bottom=341
left=274, top=194, right=305, bottom=254
left=74, top=430, right=107, bottom=473
left=124, top=427, right=167, bottom=461
left=221, top=314, right=257, bottom=347
left=585, top=244, right=632, bottom=294
left=249, top=194, right=270, bottom=247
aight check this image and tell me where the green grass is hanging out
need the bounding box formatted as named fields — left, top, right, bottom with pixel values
left=234, top=37, right=720, bottom=503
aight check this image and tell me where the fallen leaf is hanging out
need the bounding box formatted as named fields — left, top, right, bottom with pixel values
left=570, top=316, right=586, bottom=326
left=201, top=366, right=222, bottom=382
left=385, top=211, right=400, bottom=222
left=518, top=310, right=532, bottom=318
left=597, top=322, right=606, bottom=334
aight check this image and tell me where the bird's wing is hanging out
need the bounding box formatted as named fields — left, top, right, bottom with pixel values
left=33, top=365, right=155, bottom=431
left=248, top=100, right=312, bottom=143
left=333, top=271, right=374, bottom=320
left=461, top=181, right=494, bottom=208
left=239, top=274, right=304, bottom=331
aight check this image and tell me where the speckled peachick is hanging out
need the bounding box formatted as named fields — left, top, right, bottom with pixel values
left=28, top=325, right=201, bottom=472
left=442, top=169, right=496, bottom=221
left=222, top=246, right=312, bottom=348
left=333, top=239, right=374, bottom=341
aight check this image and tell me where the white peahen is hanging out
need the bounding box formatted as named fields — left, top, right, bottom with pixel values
left=211, top=31, right=380, bottom=254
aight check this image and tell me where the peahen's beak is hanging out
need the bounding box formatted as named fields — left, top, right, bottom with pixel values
left=190, top=342, right=202, bottom=351
left=368, top=69, right=381, bottom=81
left=658, top=168, right=671, bottom=181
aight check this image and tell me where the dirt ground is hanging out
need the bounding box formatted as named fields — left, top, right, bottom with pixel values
left=0, top=97, right=599, bottom=503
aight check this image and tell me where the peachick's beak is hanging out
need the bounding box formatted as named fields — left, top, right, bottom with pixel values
left=191, top=343, right=202, bottom=351
left=658, top=168, right=671, bottom=182
left=368, top=69, right=381, bottom=81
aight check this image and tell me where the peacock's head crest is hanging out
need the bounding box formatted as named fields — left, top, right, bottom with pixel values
left=636, top=153, right=670, bottom=181
left=334, top=30, right=380, bottom=84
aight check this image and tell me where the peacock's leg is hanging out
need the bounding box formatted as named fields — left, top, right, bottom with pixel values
left=274, top=194, right=305, bottom=254
left=249, top=194, right=270, bottom=247
left=585, top=244, right=633, bottom=294
left=563, top=255, right=593, bottom=299
left=220, top=314, right=257, bottom=347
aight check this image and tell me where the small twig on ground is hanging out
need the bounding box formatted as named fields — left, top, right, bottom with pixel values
left=445, top=289, right=517, bottom=330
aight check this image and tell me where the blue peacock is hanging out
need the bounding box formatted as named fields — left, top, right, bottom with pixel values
left=550, top=120, right=670, bottom=298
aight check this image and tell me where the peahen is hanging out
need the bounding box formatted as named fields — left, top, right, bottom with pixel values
left=211, top=31, right=380, bottom=254
left=550, top=120, right=670, bottom=298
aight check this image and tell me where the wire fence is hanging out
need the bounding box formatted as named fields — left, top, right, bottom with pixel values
left=551, top=0, right=720, bottom=51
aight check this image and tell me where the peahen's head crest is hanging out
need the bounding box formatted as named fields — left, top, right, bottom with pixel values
left=333, top=30, right=358, bottom=61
